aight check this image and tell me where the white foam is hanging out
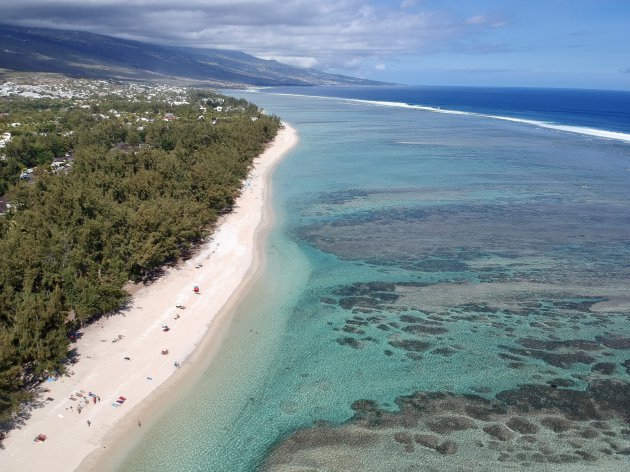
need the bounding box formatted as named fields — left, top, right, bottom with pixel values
left=259, top=92, right=630, bottom=144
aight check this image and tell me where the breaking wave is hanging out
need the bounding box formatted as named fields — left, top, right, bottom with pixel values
left=261, top=92, right=630, bottom=144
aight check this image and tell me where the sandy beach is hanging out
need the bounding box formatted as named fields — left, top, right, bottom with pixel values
left=0, top=123, right=298, bottom=471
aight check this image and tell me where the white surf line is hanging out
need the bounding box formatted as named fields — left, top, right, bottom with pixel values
left=252, top=91, right=630, bottom=144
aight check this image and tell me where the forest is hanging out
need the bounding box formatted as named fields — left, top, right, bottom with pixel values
left=0, top=89, right=280, bottom=422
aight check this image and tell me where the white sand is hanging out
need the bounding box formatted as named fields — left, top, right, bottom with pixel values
left=0, top=123, right=298, bottom=471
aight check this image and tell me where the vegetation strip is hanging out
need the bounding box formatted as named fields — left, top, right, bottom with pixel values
left=0, top=84, right=279, bottom=423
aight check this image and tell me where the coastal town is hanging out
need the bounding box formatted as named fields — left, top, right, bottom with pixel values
left=0, top=74, right=258, bottom=213
left=0, top=75, right=190, bottom=101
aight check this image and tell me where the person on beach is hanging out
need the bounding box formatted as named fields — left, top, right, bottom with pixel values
left=87, top=420, right=91, bottom=427
left=138, top=420, right=141, bottom=427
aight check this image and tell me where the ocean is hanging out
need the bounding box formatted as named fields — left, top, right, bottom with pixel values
left=116, top=86, right=630, bottom=471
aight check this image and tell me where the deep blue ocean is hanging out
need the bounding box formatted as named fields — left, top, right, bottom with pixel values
left=264, top=85, right=630, bottom=137
left=115, top=87, right=630, bottom=471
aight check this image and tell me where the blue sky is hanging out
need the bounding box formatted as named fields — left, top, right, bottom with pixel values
left=376, top=0, right=630, bottom=89
left=1, top=0, right=629, bottom=89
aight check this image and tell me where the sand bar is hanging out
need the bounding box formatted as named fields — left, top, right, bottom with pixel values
left=0, top=123, right=298, bottom=471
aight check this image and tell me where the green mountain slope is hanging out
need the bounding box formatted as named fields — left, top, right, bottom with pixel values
left=0, top=24, right=384, bottom=86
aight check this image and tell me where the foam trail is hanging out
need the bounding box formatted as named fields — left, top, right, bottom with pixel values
left=260, top=92, right=630, bottom=144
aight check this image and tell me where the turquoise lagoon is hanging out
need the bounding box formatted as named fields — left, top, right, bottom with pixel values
left=116, top=90, right=630, bottom=471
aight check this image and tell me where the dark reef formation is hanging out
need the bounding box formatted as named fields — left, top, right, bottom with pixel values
left=262, top=380, right=630, bottom=471
left=262, top=277, right=630, bottom=471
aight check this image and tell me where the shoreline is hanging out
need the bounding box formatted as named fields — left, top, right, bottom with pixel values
left=0, top=123, right=299, bottom=471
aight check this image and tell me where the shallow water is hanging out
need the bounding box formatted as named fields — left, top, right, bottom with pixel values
left=117, top=90, right=630, bottom=471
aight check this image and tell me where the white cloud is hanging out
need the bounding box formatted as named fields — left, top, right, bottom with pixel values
left=466, top=14, right=507, bottom=28
left=0, top=0, right=508, bottom=73
left=261, top=55, right=318, bottom=68
left=466, top=15, right=486, bottom=25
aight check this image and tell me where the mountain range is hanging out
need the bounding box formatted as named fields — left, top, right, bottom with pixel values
left=0, top=24, right=383, bottom=87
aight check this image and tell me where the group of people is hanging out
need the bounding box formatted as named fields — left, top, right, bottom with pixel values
left=67, top=391, right=100, bottom=420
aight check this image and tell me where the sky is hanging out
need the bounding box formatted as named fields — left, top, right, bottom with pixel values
left=1, top=0, right=629, bottom=90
